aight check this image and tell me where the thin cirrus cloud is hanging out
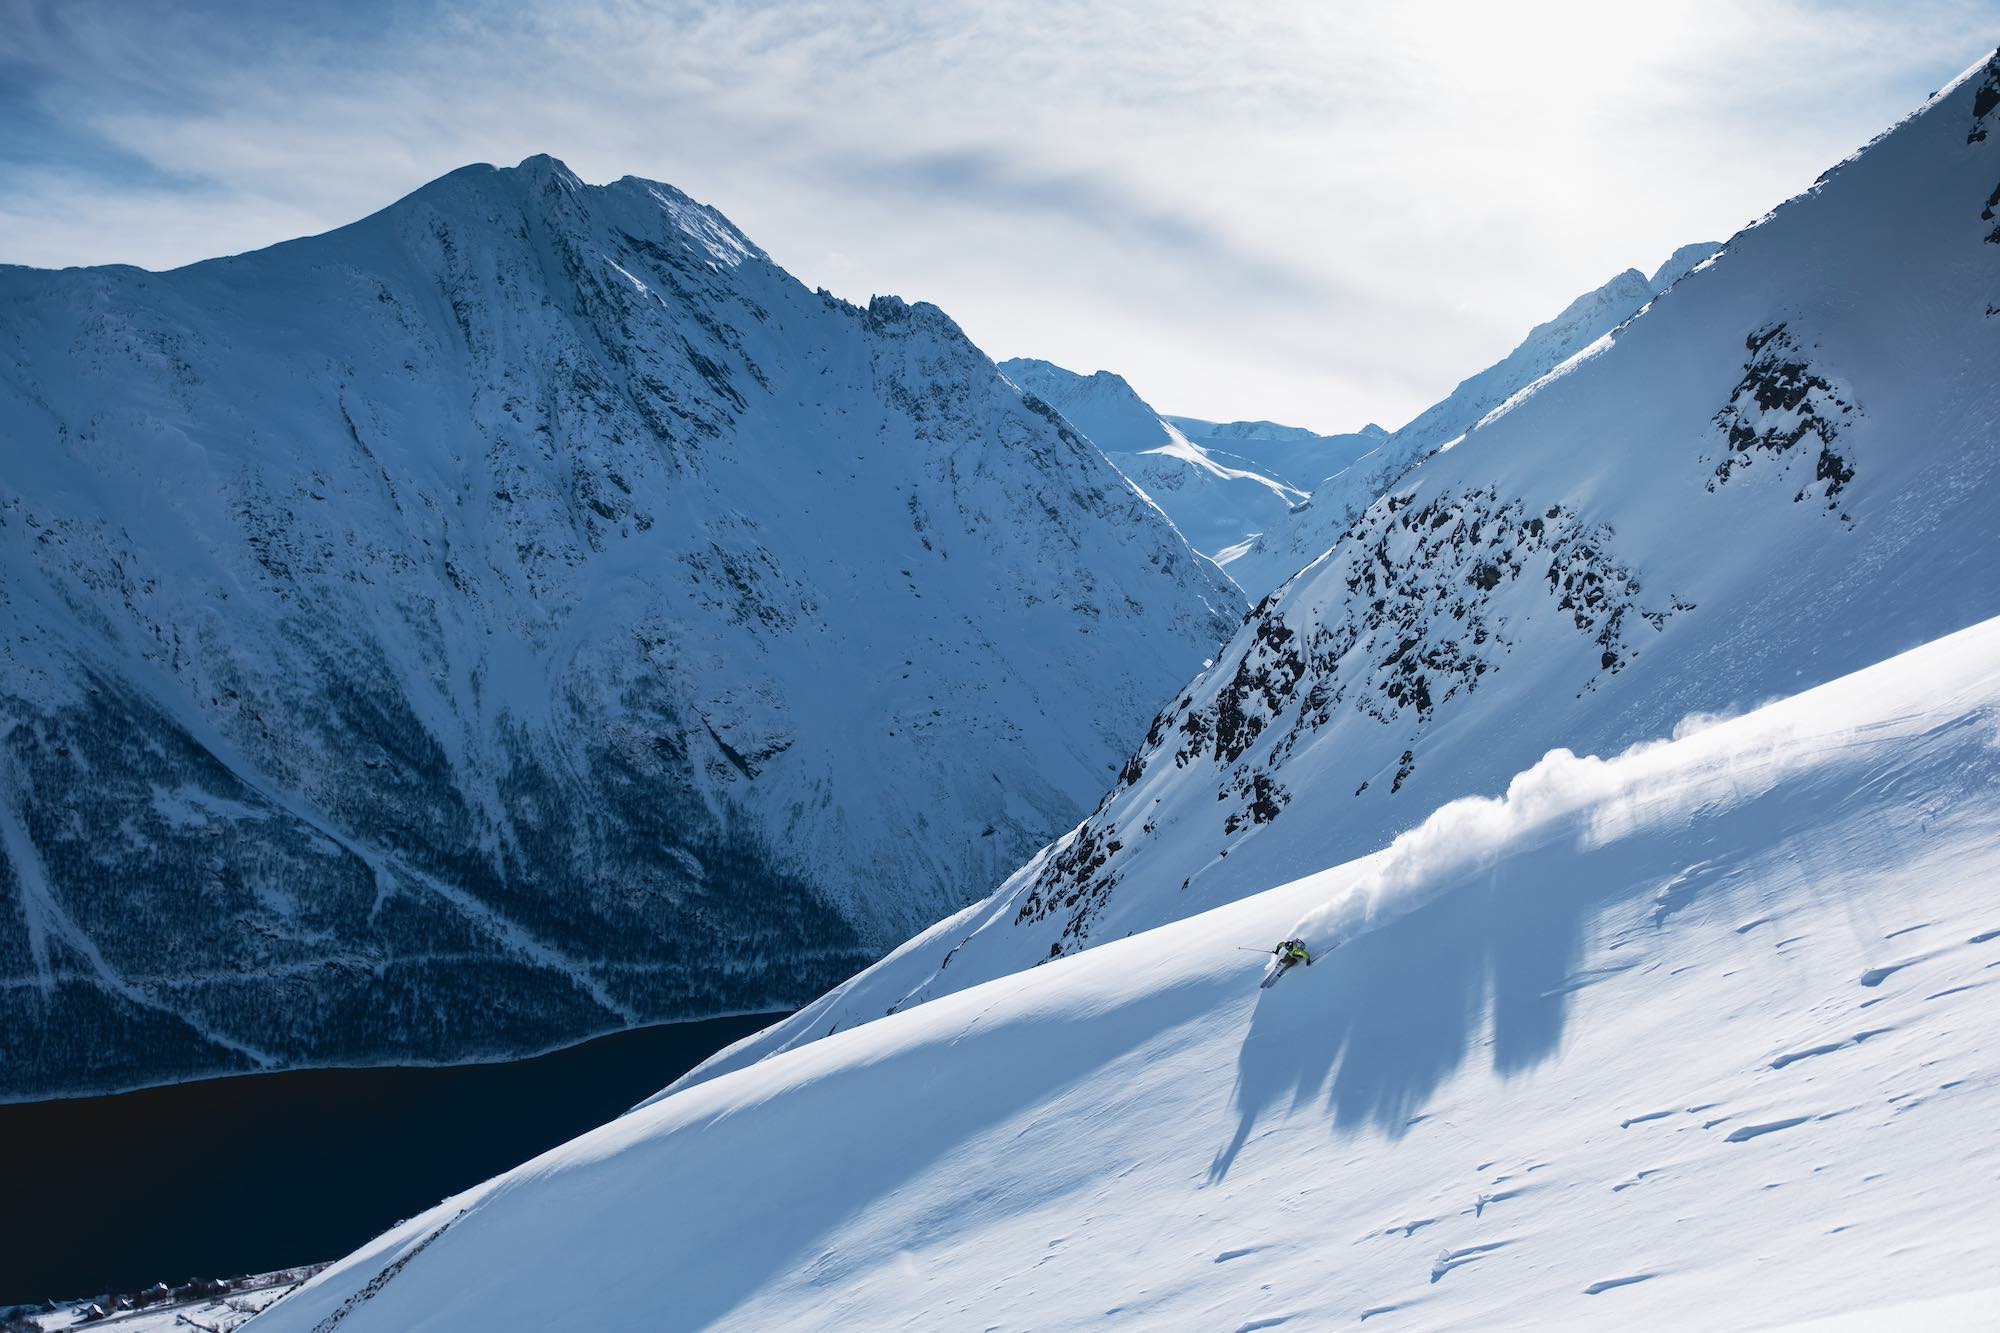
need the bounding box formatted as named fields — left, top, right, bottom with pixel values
left=838, top=144, right=1348, bottom=306
left=1, top=0, right=1994, bottom=429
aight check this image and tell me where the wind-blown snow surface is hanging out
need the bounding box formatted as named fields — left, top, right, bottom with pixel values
left=256, top=615, right=2000, bottom=1331
left=0, top=156, right=1238, bottom=1098
left=681, top=49, right=2000, bottom=1077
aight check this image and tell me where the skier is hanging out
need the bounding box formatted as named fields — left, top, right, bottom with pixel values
left=1259, top=937, right=1312, bottom=988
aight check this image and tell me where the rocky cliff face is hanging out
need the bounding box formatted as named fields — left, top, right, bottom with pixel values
left=0, top=156, right=1239, bottom=1098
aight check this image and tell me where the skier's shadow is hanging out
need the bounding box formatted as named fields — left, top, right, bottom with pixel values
left=1206, top=801, right=1782, bottom=1183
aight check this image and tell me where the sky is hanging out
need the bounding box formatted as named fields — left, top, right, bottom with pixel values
left=2, top=1, right=1995, bottom=430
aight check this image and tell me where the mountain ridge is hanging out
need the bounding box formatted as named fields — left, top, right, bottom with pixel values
left=999, top=242, right=1719, bottom=600
left=0, top=154, right=1240, bottom=1099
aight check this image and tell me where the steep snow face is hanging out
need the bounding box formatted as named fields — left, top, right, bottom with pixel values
left=1001, top=358, right=1345, bottom=597
left=1242, top=240, right=1723, bottom=588
left=679, top=51, right=2000, bottom=1083
left=0, top=156, right=1238, bottom=1098
left=256, top=616, right=2000, bottom=1331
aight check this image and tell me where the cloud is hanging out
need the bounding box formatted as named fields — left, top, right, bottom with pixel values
left=1, top=0, right=1994, bottom=428
left=833, top=143, right=1344, bottom=306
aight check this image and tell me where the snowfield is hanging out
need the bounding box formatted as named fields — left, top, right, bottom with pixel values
left=253, top=613, right=2000, bottom=1331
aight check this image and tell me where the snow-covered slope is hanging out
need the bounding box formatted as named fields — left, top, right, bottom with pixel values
left=1240, top=240, right=1722, bottom=586
left=1003, top=258, right=1723, bottom=604
left=679, top=48, right=2000, bottom=1085
left=1391, top=249, right=1715, bottom=457
left=0, top=156, right=1238, bottom=1099
left=1162, top=415, right=1388, bottom=491
left=254, top=613, right=2000, bottom=1331
left=996, top=359, right=1184, bottom=457
left=997, top=358, right=1325, bottom=596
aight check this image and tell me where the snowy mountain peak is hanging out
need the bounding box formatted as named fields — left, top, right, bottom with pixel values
left=1649, top=241, right=1724, bottom=293
left=1184, top=238, right=1731, bottom=602
left=999, top=357, right=1177, bottom=454
left=1164, top=416, right=1385, bottom=449
left=383, top=154, right=772, bottom=281
left=998, top=357, right=1378, bottom=598
left=0, top=158, right=1237, bottom=1098
left=1530, top=267, right=1648, bottom=337
left=864, top=292, right=973, bottom=342
left=513, top=151, right=584, bottom=186
left=1393, top=239, right=1726, bottom=456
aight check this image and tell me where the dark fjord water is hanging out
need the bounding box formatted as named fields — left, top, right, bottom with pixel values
left=0, top=1013, right=781, bottom=1303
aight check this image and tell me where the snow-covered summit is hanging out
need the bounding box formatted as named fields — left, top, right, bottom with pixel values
left=999, top=359, right=1180, bottom=454
left=0, top=155, right=1238, bottom=1098
left=1649, top=240, right=1723, bottom=292
left=999, top=356, right=1334, bottom=596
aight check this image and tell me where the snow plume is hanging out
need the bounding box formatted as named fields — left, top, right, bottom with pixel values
left=1291, top=618, right=2000, bottom=950
left=1293, top=747, right=1643, bottom=950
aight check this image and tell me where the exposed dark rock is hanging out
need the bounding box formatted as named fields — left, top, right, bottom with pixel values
left=1006, top=482, right=1685, bottom=950
left=1969, top=47, right=2000, bottom=142
left=1709, top=323, right=1858, bottom=513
